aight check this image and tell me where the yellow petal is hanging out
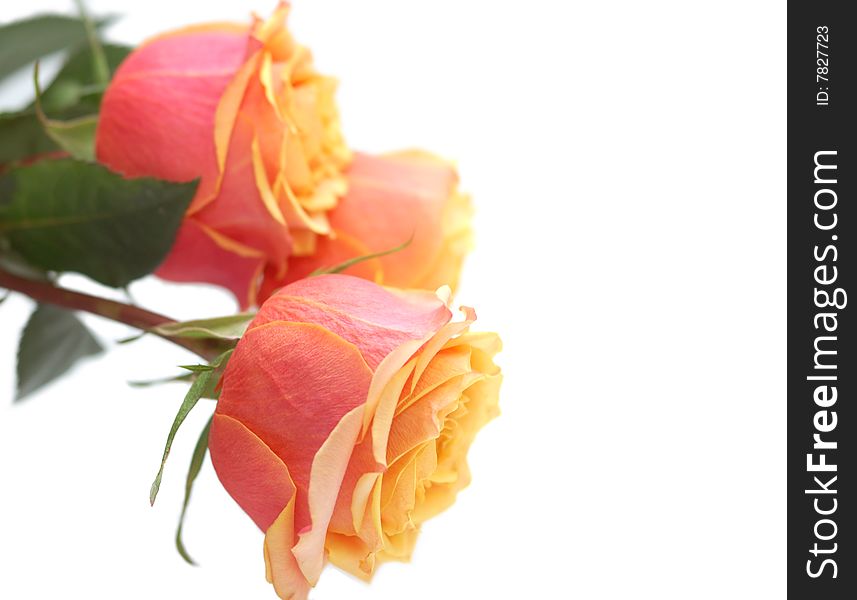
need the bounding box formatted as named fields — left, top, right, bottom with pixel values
left=252, top=135, right=287, bottom=225
left=292, top=405, right=364, bottom=586
left=264, top=488, right=311, bottom=599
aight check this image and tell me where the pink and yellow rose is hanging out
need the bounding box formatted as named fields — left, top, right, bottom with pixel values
left=208, top=274, right=501, bottom=598
left=97, top=3, right=349, bottom=307
left=96, top=4, right=473, bottom=307
left=264, top=150, right=473, bottom=301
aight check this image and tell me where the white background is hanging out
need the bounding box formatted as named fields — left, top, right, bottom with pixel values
left=0, top=1, right=786, bottom=598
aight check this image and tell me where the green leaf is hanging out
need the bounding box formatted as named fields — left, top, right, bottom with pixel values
left=34, top=61, right=96, bottom=161
left=0, top=110, right=58, bottom=164
left=0, top=247, right=51, bottom=281
left=151, top=313, right=256, bottom=341
left=0, top=159, right=197, bottom=288
left=149, top=350, right=232, bottom=506
left=15, top=303, right=102, bottom=401
left=0, top=14, right=114, bottom=82
left=176, top=415, right=213, bottom=565
left=310, top=235, right=414, bottom=276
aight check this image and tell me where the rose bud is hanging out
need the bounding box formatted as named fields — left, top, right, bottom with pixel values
left=261, top=150, right=473, bottom=302
left=208, top=274, right=501, bottom=599
left=96, top=3, right=350, bottom=307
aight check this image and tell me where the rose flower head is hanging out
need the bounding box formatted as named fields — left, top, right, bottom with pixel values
left=208, top=274, right=501, bottom=598
left=96, top=2, right=350, bottom=307
left=263, top=150, right=474, bottom=302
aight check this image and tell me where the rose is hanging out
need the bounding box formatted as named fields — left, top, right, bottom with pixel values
left=95, top=2, right=474, bottom=306
left=261, top=150, right=473, bottom=302
left=208, top=274, right=501, bottom=599
left=269, top=150, right=473, bottom=297
left=96, top=3, right=350, bottom=307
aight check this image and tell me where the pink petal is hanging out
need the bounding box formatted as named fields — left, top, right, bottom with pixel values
left=254, top=274, right=451, bottom=369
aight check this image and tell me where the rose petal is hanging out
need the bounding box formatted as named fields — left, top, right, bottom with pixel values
left=264, top=494, right=311, bottom=600
left=414, top=373, right=502, bottom=525
left=96, top=29, right=248, bottom=183
left=282, top=151, right=467, bottom=288
left=216, top=321, right=372, bottom=529
left=292, top=405, right=364, bottom=585
left=208, top=413, right=296, bottom=532
left=155, top=219, right=265, bottom=309
left=254, top=275, right=451, bottom=369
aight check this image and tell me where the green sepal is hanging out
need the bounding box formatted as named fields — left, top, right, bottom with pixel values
left=151, top=313, right=256, bottom=341
left=175, top=415, right=213, bottom=565
left=310, top=235, right=414, bottom=276
left=36, top=43, right=130, bottom=115
left=149, top=349, right=232, bottom=506
left=178, top=364, right=214, bottom=373
left=34, top=61, right=97, bottom=161
left=71, top=0, right=110, bottom=87
left=0, top=43, right=130, bottom=165
left=128, top=373, right=194, bottom=388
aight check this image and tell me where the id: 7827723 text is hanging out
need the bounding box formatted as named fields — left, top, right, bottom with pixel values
left=817, top=26, right=829, bottom=106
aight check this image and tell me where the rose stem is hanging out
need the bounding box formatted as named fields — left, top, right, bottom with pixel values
left=0, top=268, right=222, bottom=361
